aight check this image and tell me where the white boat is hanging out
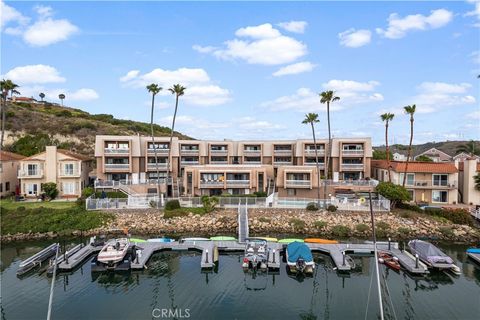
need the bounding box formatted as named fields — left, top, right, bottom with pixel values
left=97, top=238, right=130, bottom=265
left=242, top=238, right=268, bottom=270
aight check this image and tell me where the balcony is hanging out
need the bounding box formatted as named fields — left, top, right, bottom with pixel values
left=180, top=148, right=199, bottom=154
left=226, top=180, right=250, bottom=187
left=398, top=180, right=457, bottom=189
left=341, top=163, right=364, bottom=171
left=243, top=149, right=261, bottom=155
left=104, top=148, right=129, bottom=154
left=304, top=162, right=325, bottom=168
left=200, top=181, right=224, bottom=188
left=58, top=169, right=81, bottom=177
left=243, top=159, right=262, bottom=164
left=210, top=149, right=228, bottom=155
left=273, top=160, right=293, bottom=165
left=304, top=149, right=325, bottom=156
left=210, top=160, right=228, bottom=164
left=180, top=160, right=200, bottom=166
left=274, top=148, right=292, bottom=155
left=147, top=163, right=168, bottom=170
left=342, top=149, right=364, bottom=156
left=285, top=180, right=311, bottom=188
left=147, top=148, right=169, bottom=155
left=18, top=169, right=44, bottom=178
left=104, top=163, right=130, bottom=170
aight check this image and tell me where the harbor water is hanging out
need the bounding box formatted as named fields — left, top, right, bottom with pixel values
left=1, top=239, right=479, bottom=319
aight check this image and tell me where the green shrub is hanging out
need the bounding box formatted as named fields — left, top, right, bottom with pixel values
left=376, top=221, right=390, bottom=230
left=165, top=200, right=181, bottom=211
left=425, top=207, right=473, bottom=226
left=201, top=196, right=218, bottom=213
left=398, top=210, right=414, bottom=219
left=327, top=205, right=337, bottom=212
left=41, top=182, right=58, bottom=200
left=397, top=227, right=411, bottom=235
left=355, top=223, right=369, bottom=233
left=397, top=202, right=422, bottom=213
left=438, top=226, right=454, bottom=237
left=17, top=206, right=26, bottom=212
left=253, top=191, right=267, bottom=197
left=290, top=218, right=305, bottom=229
left=331, top=225, right=351, bottom=237
left=56, top=110, right=72, bottom=117
left=375, top=182, right=411, bottom=208
left=306, top=202, right=319, bottom=211
left=314, top=220, right=327, bottom=230
left=82, top=187, right=94, bottom=198
left=163, top=207, right=206, bottom=219
left=94, top=191, right=128, bottom=199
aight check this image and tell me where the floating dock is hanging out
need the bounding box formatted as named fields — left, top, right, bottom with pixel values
left=56, top=244, right=103, bottom=271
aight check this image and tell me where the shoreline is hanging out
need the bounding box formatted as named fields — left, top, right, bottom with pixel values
left=2, top=208, right=479, bottom=243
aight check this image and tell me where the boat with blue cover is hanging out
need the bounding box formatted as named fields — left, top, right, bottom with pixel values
left=467, top=247, right=480, bottom=265
left=286, top=242, right=314, bottom=274
left=147, top=237, right=175, bottom=243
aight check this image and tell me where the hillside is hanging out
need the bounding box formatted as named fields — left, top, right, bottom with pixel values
left=374, top=140, right=479, bottom=157
left=2, top=101, right=191, bottom=157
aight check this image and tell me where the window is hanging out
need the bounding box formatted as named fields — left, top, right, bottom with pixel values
left=5, top=182, right=10, bottom=191
left=62, top=182, right=76, bottom=195
left=432, top=174, right=448, bottom=186
left=26, top=184, right=38, bottom=195
left=399, top=173, right=415, bottom=186
left=64, top=163, right=74, bottom=175
left=27, top=164, right=38, bottom=175
left=0, top=183, right=2, bottom=193
left=432, top=190, right=448, bottom=203
left=407, top=189, right=414, bottom=201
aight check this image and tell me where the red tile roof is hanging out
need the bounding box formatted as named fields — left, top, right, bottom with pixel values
left=371, top=160, right=458, bottom=173
left=0, top=150, right=25, bottom=161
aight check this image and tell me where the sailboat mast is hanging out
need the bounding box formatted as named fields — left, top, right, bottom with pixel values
left=369, top=191, right=384, bottom=320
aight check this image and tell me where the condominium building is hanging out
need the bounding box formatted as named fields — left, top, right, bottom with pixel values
left=457, top=158, right=480, bottom=205
left=18, top=146, right=93, bottom=198
left=95, top=135, right=373, bottom=197
left=0, top=150, right=24, bottom=197
left=371, top=160, right=458, bottom=204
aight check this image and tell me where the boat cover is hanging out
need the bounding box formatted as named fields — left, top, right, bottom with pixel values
left=287, top=242, right=313, bottom=263
left=467, top=248, right=480, bottom=254
left=409, top=240, right=453, bottom=264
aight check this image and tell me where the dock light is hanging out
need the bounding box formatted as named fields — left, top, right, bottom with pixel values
left=388, top=237, right=391, bottom=251
left=415, top=254, right=419, bottom=269
left=342, top=252, right=346, bottom=266
left=205, top=249, right=209, bottom=263
left=272, top=249, right=276, bottom=263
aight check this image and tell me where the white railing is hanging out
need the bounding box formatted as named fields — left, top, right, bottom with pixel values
left=285, top=180, right=311, bottom=187
left=273, top=197, right=390, bottom=211
left=180, top=161, right=199, bottom=165
left=226, top=180, right=250, bottom=186
left=147, top=148, right=169, bottom=154
left=210, top=161, right=228, bottom=164
left=341, top=163, right=364, bottom=170
left=58, top=170, right=80, bottom=177
left=243, top=149, right=261, bottom=154
left=200, top=181, right=224, bottom=187
left=342, top=149, right=364, bottom=156
left=210, top=149, right=228, bottom=153
left=178, top=197, right=269, bottom=208
left=104, top=163, right=130, bottom=170
left=180, top=149, right=199, bottom=154
left=147, top=163, right=168, bottom=170
left=392, top=179, right=457, bottom=188
left=324, top=179, right=378, bottom=187
left=18, top=169, right=44, bottom=178
left=304, top=162, right=325, bottom=167
left=104, top=148, right=129, bottom=154
left=471, top=208, right=480, bottom=220
left=274, top=149, right=292, bottom=154
left=273, top=161, right=293, bottom=165
left=86, top=195, right=160, bottom=210
left=243, top=161, right=262, bottom=164
left=305, top=149, right=325, bottom=156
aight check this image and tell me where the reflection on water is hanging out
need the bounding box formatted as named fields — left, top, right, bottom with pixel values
left=1, top=241, right=480, bottom=319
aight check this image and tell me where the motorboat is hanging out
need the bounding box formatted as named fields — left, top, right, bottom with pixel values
left=286, top=242, right=314, bottom=274
left=408, top=239, right=458, bottom=272
left=466, top=248, right=480, bottom=265
left=17, top=243, right=59, bottom=276
left=242, top=238, right=268, bottom=270
left=304, top=238, right=339, bottom=244
left=97, top=238, right=130, bottom=266
left=378, top=251, right=401, bottom=271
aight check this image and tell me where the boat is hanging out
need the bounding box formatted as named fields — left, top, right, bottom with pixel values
left=278, top=238, right=304, bottom=244
left=242, top=238, right=268, bottom=270
left=96, top=238, right=130, bottom=267
left=378, top=251, right=401, bottom=271
left=129, top=238, right=147, bottom=243
left=147, top=237, right=175, bottom=243
left=408, top=240, right=457, bottom=271
left=17, top=243, right=59, bottom=276
left=466, top=248, right=480, bottom=265
left=304, top=238, right=339, bottom=244
left=210, top=236, right=236, bottom=241
left=286, top=242, right=314, bottom=274
left=181, top=237, right=211, bottom=242
left=249, top=237, right=278, bottom=242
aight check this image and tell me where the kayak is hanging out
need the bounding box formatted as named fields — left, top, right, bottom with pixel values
left=129, top=238, right=147, bottom=243
left=182, top=237, right=211, bottom=242
left=467, top=248, right=480, bottom=254
left=147, top=237, right=175, bottom=243
left=278, top=238, right=304, bottom=244
left=210, top=236, right=237, bottom=241
left=304, top=238, right=339, bottom=244
left=249, top=237, right=278, bottom=242
left=378, top=251, right=401, bottom=271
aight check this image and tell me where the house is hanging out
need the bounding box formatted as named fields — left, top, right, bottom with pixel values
left=18, top=146, right=93, bottom=199
left=414, top=148, right=452, bottom=162
left=0, top=151, right=25, bottom=197
left=8, top=96, right=38, bottom=103
left=371, top=160, right=458, bottom=205
left=453, top=152, right=480, bottom=162
left=393, top=152, right=407, bottom=161
left=457, top=158, right=480, bottom=205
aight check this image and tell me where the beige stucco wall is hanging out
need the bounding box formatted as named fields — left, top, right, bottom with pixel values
left=463, top=160, right=480, bottom=205
left=0, top=160, right=21, bottom=197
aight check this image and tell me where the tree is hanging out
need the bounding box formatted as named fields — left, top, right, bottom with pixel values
left=474, top=173, right=480, bottom=191
left=319, top=90, right=340, bottom=181
left=39, top=92, right=45, bottom=102
left=380, top=113, right=395, bottom=182
left=201, top=195, right=219, bottom=213
left=302, top=113, right=322, bottom=203
left=402, top=104, right=416, bottom=187
left=167, top=84, right=186, bottom=196
left=146, top=83, right=163, bottom=194
left=58, top=93, right=65, bottom=106
left=0, top=79, right=20, bottom=149
left=373, top=150, right=393, bottom=160
left=456, top=140, right=480, bottom=156
left=41, top=182, right=59, bottom=200
left=375, top=182, right=411, bottom=209
left=416, top=155, right=433, bottom=162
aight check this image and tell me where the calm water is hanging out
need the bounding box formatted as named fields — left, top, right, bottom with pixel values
left=1, top=239, right=480, bottom=320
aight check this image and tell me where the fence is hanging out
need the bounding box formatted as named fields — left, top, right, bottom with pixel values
left=178, top=197, right=269, bottom=208
left=471, top=208, right=480, bottom=221
left=86, top=194, right=160, bottom=210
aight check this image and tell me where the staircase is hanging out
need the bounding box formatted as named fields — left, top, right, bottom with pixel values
left=238, top=202, right=249, bottom=243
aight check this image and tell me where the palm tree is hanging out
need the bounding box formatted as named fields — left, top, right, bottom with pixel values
left=58, top=93, right=65, bottom=106
left=402, top=105, right=416, bottom=187
left=456, top=140, right=480, bottom=156
left=302, top=113, right=321, bottom=204
left=319, top=90, right=340, bottom=182
left=146, top=83, right=163, bottom=194
left=167, top=84, right=186, bottom=197
left=474, top=173, right=480, bottom=191
left=39, top=92, right=45, bottom=102
left=0, top=79, right=20, bottom=149
left=380, top=113, right=395, bottom=182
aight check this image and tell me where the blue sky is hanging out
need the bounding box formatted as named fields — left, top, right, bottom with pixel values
left=1, top=1, right=479, bottom=145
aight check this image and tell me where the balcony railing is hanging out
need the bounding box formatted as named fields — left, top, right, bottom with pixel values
left=273, top=160, right=293, bottom=165
left=200, top=181, right=224, bottom=188
left=304, top=162, right=325, bottom=168
left=243, top=160, right=262, bottom=164
left=274, top=149, right=292, bottom=154
left=18, top=169, right=44, bottom=178
left=244, top=149, right=261, bottom=154
left=147, top=163, right=168, bottom=170
left=147, top=148, right=169, bottom=154
left=58, top=169, right=81, bottom=177
left=210, top=149, right=228, bottom=154
left=285, top=180, right=311, bottom=188
left=304, top=149, right=325, bottom=156
left=104, top=148, right=129, bottom=154
left=342, top=149, right=364, bottom=156
left=210, top=160, right=228, bottom=164
left=180, top=149, right=199, bottom=154
left=394, top=179, right=457, bottom=188
left=226, top=180, right=250, bottom=187
left=341, top=163, right=364, bottom=170
left=105, top=163, right=130, bottom=170
left=180, top=160, right=200, bottom=165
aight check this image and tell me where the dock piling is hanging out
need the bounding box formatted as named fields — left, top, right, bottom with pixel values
left=205, top=249, right=209, bottom=264
left=415, top=254, right=419, bottom=268
left=388, top=238, right=391, bottom=251
left=342, top=251, right=346, bottom=266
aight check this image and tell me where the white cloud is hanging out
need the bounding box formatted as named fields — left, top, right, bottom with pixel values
left=69, top=88, right=99, bottom=101
left=470, top=51, right=480, bottom=64
left=465, top=0, right=480, bottom=27
left=260, top=88, right=343, bottom=112
left=467, top=110, right=480, bottom=119
left=34, top=5, right=53, bottom=19
left=120, top=67, right=231, bottom=107
left=322, top=80, right=384, bottom=103
left=338, top=28, right=372, bottom=48
left=196, top=23, right=307, bottom=65
left=0, top=0, right=29, bottom=30
left=277, top=21, right=308, bottom=34
left=418, top=82, right=471, bottom=94
left=376, top=9, right=453, bottom=39
left=4, top=64, right=66, bottom=84
left=272, top=61, right=316, bottom=77
left=236, top=117, right=285, bottom=130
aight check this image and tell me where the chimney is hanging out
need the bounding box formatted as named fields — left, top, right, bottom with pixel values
left=45, top=146, right=57, bottom=183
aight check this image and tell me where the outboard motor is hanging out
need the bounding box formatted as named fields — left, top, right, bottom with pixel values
left=296, top=258, right=306, bottom=272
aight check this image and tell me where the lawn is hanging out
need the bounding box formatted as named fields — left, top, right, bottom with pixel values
left=0, top=199, right=77, bottom=210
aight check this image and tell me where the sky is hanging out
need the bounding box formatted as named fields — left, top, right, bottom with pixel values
left=1, top=0, right=479, bottom=145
